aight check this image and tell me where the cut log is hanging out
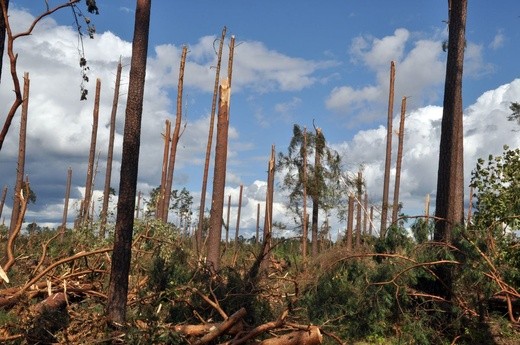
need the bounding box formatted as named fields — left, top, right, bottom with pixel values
left=172, top=321, right=243, bottom=337
left=259, top=326, right=322, bottom=345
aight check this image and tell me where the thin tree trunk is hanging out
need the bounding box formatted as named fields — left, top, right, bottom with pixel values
left=256, top=202, right=260, bottom=244
left=355, top=170, right=363, bottom=248
left=106, top=0, right=151, bottom=326
left=135, top=190, right=141, bottom=219
left=363, top=191, right=368, bottom=235
left=302, top=127, right=308, bottom=262
left=391, top=96, right=407, bottom=224
left=162, top=45, right=188, bottom=223
left=60, top=167, right=72, bottom=241
left=311, top=127, right=323, bottom=257
left=467, top=186, right=473, bottom=225
left=157, top=120, right=171, bottom=220
left=207, top=79, right=231, bottom=271
left=380, top=61, right=396, bottom=238
left=261, top=144, right=275, bottom=271
left=369, top=205, right=374, bottom=236
left=225, top=194, right=231, bottom=245
left=9, top=72, right=28, bottom=236
left=346, top=194, right=354, bottom=252
left=197, top=26, right=226, bottom=254
left=234, top=184, right=243, bottom=243
left=100, top=61, right=122, bottom=237
left=433, top=0, right=467, bottom=302
left=0, top=185, right=7, bottom=219
left=82, top=78, right=101, bottom=225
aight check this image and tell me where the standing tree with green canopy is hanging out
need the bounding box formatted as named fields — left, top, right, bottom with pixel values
left=278, top=124, right=342, bottom=256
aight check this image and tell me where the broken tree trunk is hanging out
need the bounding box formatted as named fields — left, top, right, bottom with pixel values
left=163, top=45, right=188, bottom=223
left=60, top=167, right=72, bottom=241
left=197, top=26, right=227, bottom=254
left=259, top=326, right=322, bottom=345
left=391, top=96, right=407, bottom=224
left=9, top=72, right=28, bottom=237
left=380, top=61, right=396, bottom=239
left=346, top=194, right=354, bottom=252
left=157, top=119, right=171, bottom=220
left=81, top=78, right=101, bottom=226
left=234, top=184, right=243, bottom=243
left=100, top=61, right=122, bottom=237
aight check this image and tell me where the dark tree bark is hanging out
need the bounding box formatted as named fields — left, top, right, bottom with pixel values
left=392, top=97, right=407, bottom=224
left=256, top=202, right=260, bottom=244
left=433, top=0, right=467, bottom=301
left=0, top=0, right=8, bottom=84
left=162, top=45, right=187, bottom=223
left=0, top=185, right=7, bottom=219
left=302, top=127, right=308, bottom=262
left=434, top=0, right=467, bottom=243
left=380, top=61, right=396, bottom=238
left=197, top=27, right=226, bottom=253
left=106, top=0, right=151, bottom=326
left=100, top=61, right=122, bottom=237
left=9, top=72, right=28, bottom=236
left=355, top=170, right=363, bottom=248
left=311, top=127, right=323, bottom=257
left=207, top=79, right=231, bottom=271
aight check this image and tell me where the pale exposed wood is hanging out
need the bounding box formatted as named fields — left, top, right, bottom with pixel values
left=392, top=96, right=407, bottom=224
left=259, top=326, right=322, bottom=345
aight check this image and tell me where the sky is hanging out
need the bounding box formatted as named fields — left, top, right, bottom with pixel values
left=1, top=1, right=520, bottom=240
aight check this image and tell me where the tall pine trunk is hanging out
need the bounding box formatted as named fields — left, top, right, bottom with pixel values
left=207, top=79, right=231, bottom=271
left=100, top=62, right=122, bottom=237
left=391, top=96, right=407, bottom=224
left=60, top=167, right=72, bottom=241
left=162, top=46, right=188, bottom=222
left=433, top=0, right=467, bottom=302
left=106, top=0, right=151, bottom=326
left=197, top=27, right=227, bottom=253
left=0, top=0, right=8, bottom=84
left=157, top=120, right=171, bottom=220
left=302, top=127, right=308, bottom=262
left=82, top=78, right=101, bottom=226
left=234, top=184, right=243, bottom=243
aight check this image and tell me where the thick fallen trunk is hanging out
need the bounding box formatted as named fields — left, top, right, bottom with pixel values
left=193, top=307, right=247, bottom=345
left=259, top=326, right=322, bottom=345
left=172, top=321, right=243, bottom=337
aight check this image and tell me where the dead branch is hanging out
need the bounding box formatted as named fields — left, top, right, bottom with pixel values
left=259, top=325, right=322, bottom=345
left=193, top=307, right=247, bottom=345
left=2, top=187, right=28, bottom=274
left=225, top=309, right=288, bottom=345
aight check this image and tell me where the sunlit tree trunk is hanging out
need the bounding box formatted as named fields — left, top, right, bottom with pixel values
left=207, top=79, right=231, bottom=271
left=261, top=145, right=275, bottom=270
left=197, top=27, right=226, bottom=254
left=106, top=0, right=151, bottom=326
left=156, top=120, right=171, bottom=220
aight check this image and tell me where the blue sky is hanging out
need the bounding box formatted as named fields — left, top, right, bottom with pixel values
left=1, top=1, right=520, bottom=238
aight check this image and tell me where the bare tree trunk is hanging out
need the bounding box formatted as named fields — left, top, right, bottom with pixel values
left=355, top=170, right=362, bottom=248
left=261, top=145, right=275, bottom=270
left=157, top=119, right=171, bottom=220
left=369, top=205, right=374, bottom=236
left=346, top=194, right=354, bottom=252
left=207, top=79, right=231, bottom=271
left=467, top=186, right=473, bottom=225
left=60, top=167, right=72, bottom=241
left=100, top=61, right=122, bottom=237
left=234, top=184, right=243, bottom=243
left=9, top=72, right=28, bottom=236
left=106, top=0, right=151, bottom=326
left=391, top=96, right=407, bottom=224
left=302, top=127, right=308, bottom=262
left=82, top=78, right=101, bottom=225
left=380, top=61, right=395, bottom=238
left=433, top=0, right=467, bottom=302
left=197, top=27, right=227, bottom=254
left=311, top=127, right=322, bottom=257
left=0, top=185, right=7, bottom=219
left=363, top=191, right=368, bottom=235
left=256, top=202, right=260, bottom=244
left=162, top=45, right=188, bottom=222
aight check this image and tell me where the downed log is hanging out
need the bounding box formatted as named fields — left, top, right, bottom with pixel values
left=193, top=307, right=247, bottom=345
left=173, top=321, right=243, bottom=337
left=259, top=326, right=322, bottom=345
